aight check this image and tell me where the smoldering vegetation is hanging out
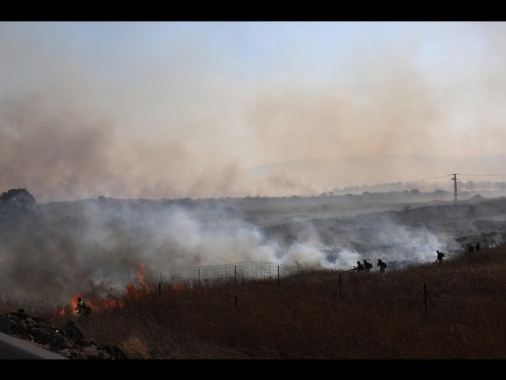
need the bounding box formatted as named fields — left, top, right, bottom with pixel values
left=260, top=194, right=506, bottom=270
left=1, top=188, right=506, bottom=302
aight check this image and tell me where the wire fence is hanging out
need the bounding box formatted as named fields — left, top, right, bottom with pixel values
left=143, top=261, right=301, bottom=285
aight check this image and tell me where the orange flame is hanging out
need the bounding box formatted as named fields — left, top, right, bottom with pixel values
left=126, top=264, right=151, bottom=299
left=136, top=263, right=146, bottom=286
left=53, top=307, right=67, bottom=317
left=72, top=294, right=80, bottom=313
left=58, top=264, right=150, bottom=316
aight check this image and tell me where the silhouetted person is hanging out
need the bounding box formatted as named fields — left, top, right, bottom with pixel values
left=377, top=259, right=387, bottom=273
left=468, top=243, right=475, bottom=253
left=475, top=242, right=481, bottom=251
left=363, top=259, right=373, bottom=272
left=75, top=297, right=92, bottom=317
left=436, top=250, right=445, bottom=264
left=354, top=261, right=365, bottom=271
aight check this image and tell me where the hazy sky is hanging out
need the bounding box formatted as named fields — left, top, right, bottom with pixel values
left=2, top=21, right=506, bottom=202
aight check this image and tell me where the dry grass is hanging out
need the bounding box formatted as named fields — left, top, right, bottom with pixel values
left=3, top=245, right=506, bottom=359
left=119, top=335, right=151, bottom=359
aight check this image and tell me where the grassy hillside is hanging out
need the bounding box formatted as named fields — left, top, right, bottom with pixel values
left=1, top=243, right=504, bottom=359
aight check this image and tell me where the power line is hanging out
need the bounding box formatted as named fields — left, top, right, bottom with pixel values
left=404, top=174, right=455, bottom=182
left=457, top=173, right=506, bottom=177
left=331, top=172, right=506, bottom=195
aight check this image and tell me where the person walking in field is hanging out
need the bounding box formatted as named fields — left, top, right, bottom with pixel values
left=475, top=242, right=481, bottom=251
left=353, top=261, right=365, bottom=271
left=363, top=259, right=373, bottom=272
left=436, top=250, right=445, bottom=265
left=377, top=259, right=387, bottom=273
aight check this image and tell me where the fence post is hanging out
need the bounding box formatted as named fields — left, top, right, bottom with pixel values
left=339, top=273, right=342, bottom=300
left=424, top=283, right=428, bottom=311
left=424, top=283, right=436, bottom=310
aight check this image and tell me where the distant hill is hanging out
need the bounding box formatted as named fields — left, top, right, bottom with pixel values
left=247, top=153, right=506, bottom=192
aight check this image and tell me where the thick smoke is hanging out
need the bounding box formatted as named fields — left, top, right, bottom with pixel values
left=0, top=195, right=467, bottom=301
left=0, top=199, right=272, bottom=300
left=1, top=23, right=506, bottom=202
left=1, top=23, right=505, bottom=300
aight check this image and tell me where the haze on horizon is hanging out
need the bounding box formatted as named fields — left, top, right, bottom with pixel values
left=2, top=21, right=506, bottom=203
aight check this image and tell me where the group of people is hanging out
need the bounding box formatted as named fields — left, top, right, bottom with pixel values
left=437, top=241, right=481, bottom=264
left=351, top=241, right=482, bottom=272
left=353, top=259, right=387, bottom=273
left=468, top=242, right=481, bottom=252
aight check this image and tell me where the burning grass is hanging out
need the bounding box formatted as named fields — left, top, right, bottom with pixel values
left=1, top=246, right=506, bottom=359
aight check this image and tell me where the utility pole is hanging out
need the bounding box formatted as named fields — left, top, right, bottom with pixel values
left=451, top=173, right=458, bottom=205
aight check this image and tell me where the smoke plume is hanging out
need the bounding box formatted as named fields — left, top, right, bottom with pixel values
left=1, top=22, right=506, bottom=202
left=0, top=194, right=469, bottom=301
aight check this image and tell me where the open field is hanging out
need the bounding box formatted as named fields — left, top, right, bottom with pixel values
left=0, top=243, right=505, bottom=359
left=1, top=190, right=506, bottom=359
